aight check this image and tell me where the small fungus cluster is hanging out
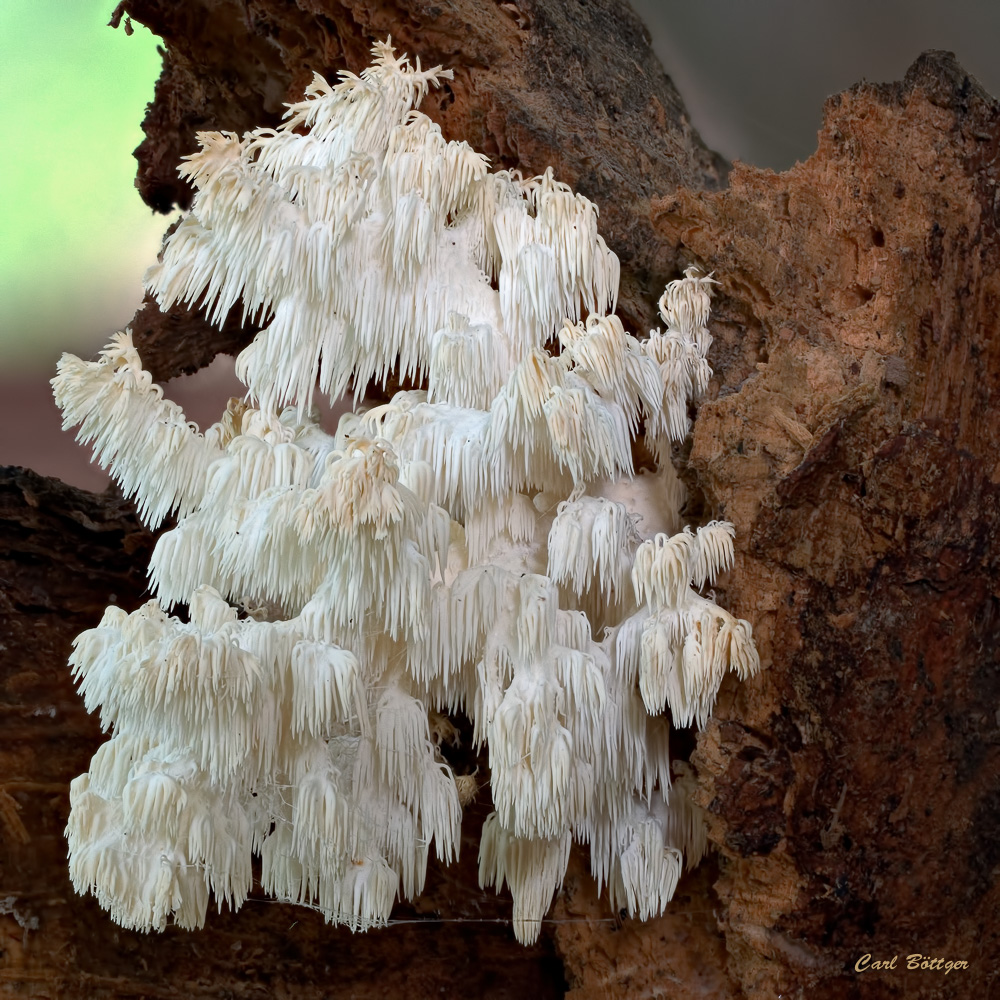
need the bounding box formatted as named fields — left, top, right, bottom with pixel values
left=53, top=42, right=759, bottom=943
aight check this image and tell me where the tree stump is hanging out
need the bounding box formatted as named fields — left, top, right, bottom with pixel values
left=2, top=3, right=997, bottom=997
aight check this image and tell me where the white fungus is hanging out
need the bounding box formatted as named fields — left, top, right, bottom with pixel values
left=53, top=41, right=759, bottom=943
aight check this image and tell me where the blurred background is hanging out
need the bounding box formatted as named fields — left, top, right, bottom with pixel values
left=3, top=0, right=1000, bottom=489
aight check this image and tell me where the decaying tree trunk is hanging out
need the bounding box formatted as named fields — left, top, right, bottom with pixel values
left=2, top=2, right=997, bottom=997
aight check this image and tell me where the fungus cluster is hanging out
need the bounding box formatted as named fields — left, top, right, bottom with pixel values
left=53, top=42, right=759, bottom=943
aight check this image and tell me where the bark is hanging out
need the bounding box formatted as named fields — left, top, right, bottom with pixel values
left=654, top=52, right=1000, bottom=997
left=2, top=2, right=998, bottom=997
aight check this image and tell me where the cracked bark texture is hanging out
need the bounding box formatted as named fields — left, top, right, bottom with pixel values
left=2, top=2, right=998, bottom=997
left=652, top=51, right=1000, bottom=998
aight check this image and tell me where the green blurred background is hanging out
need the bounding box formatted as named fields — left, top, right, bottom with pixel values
left=2, top=1, right=1000, bottom=487
left=1, top=1, right=164, bottom=368
left=1, top=3, right=167, bottom=487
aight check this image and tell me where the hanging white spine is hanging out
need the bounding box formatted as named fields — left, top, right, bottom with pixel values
left=53, top=41, right=760, bottom=943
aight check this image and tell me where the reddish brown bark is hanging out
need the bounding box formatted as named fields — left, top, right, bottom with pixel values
left=2, top=2, right=999, bottom=997
left=653, top=51, right=1000, bottom=998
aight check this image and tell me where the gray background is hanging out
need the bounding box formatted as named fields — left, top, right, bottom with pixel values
left=632, top=0, right=1000, bottom=169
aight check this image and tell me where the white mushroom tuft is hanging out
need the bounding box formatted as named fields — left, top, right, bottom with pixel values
left=53, top=42, right=759, bottom=942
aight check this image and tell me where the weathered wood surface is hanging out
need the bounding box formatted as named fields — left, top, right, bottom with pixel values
left=656, top=51, right=1000, bottom=998
left=2, top=1, right=998, bottom=995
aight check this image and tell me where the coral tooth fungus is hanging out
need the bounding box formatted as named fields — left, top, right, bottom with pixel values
left=53, top=41, right=758, bottom=943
